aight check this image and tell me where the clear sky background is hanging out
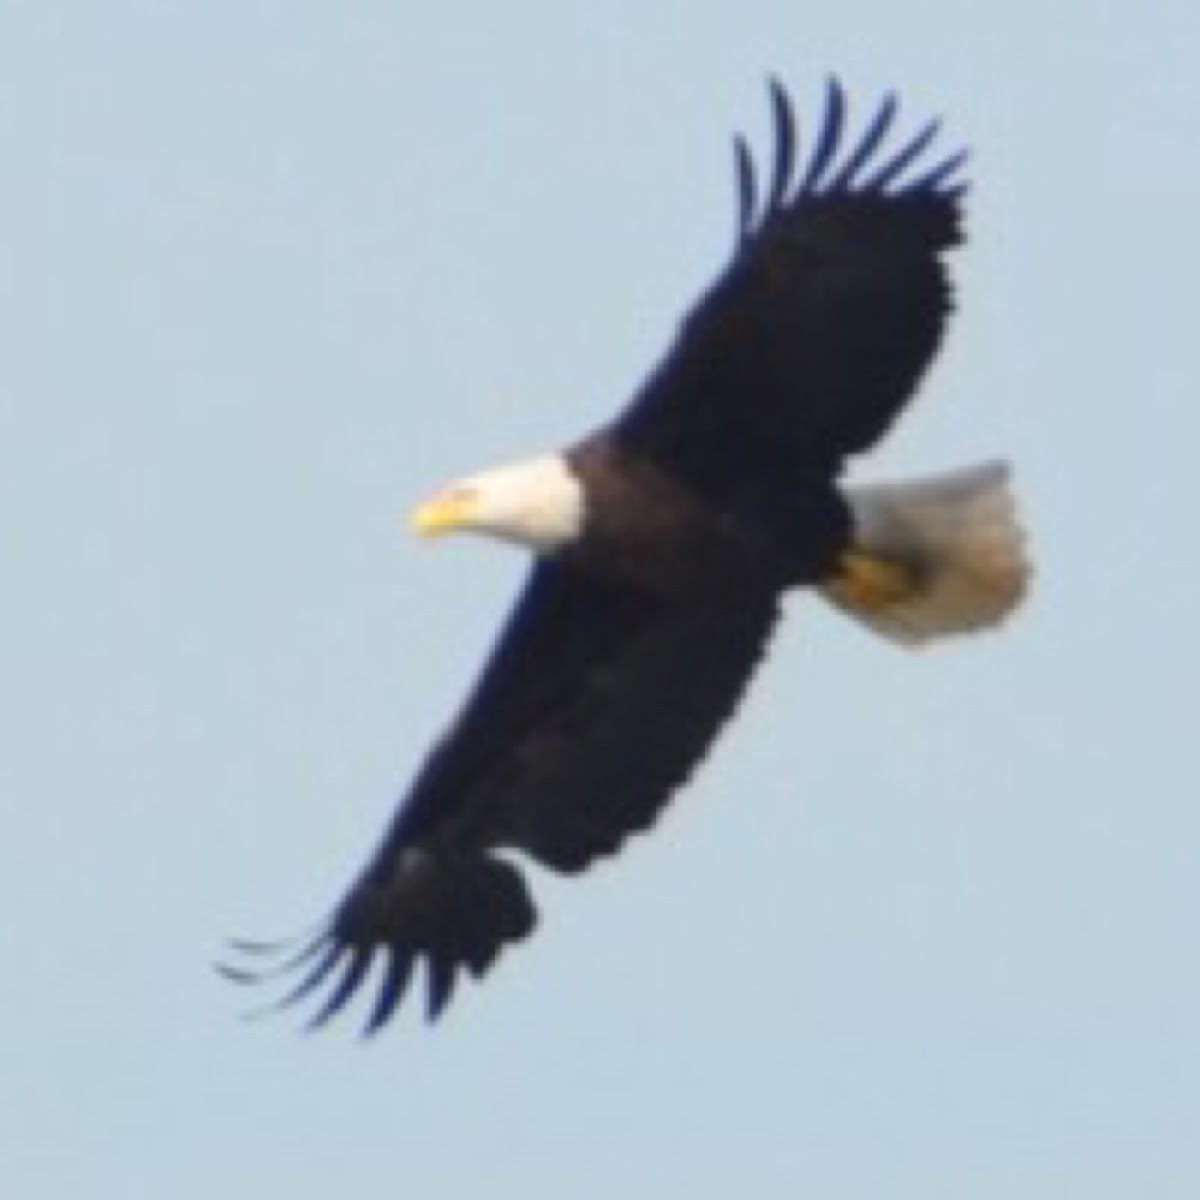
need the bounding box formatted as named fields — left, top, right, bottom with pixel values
left=1, top=2, right=1197, bottom=1196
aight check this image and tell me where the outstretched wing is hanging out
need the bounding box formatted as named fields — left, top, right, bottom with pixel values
left=225, top=561, right=781, bottom=1031
left=615, top=78, right=966, bottom=497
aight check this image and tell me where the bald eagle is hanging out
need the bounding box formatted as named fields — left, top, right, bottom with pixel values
left=224, top=79, right=1027, bottom=1032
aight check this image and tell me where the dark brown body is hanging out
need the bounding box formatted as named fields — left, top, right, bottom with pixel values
left=567, top=432, right=851, bottom=598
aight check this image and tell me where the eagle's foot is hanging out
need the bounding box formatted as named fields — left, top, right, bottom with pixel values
left=827, top=551, right=915, bottom=611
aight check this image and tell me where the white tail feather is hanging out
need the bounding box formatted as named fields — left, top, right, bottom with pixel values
left=821, top=460, right=1029, bottom=646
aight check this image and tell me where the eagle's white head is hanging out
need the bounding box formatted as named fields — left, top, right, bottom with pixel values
left=410, top=453, right=585, bottom=552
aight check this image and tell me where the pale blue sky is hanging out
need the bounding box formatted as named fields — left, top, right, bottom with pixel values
left=2, top=2, right=1198, bottom=1196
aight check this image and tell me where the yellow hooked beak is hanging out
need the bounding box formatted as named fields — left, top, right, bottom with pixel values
left=409, top=486, right=479, bottom=538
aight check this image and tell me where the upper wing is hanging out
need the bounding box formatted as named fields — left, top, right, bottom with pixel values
left=613, top=78, right=967, bottom=498
left=226, top=561, right=781, bottom=1031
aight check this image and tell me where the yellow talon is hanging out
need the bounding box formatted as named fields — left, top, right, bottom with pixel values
left=827, top=551, right=915, bottom=611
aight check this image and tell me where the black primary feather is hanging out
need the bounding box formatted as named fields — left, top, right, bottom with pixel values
left=794, top=77, right=846, bottom=196
left=765, top=76, right=797, bottom=212
left=860, top=117, right=942, bottom=192
left=734, top=135, right=757, bottom=240
left=826, top=93, right=897, bottom=191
